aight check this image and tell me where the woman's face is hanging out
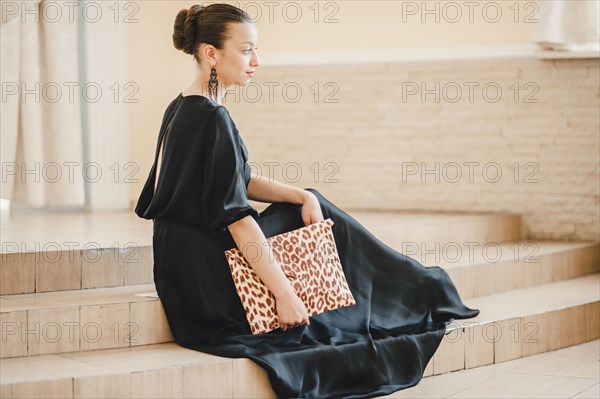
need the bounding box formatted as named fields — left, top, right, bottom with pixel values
left=213, top=22, right=260, bottom=89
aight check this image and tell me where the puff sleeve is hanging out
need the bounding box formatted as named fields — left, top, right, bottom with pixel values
left=201, top=106, right=259, bottom=231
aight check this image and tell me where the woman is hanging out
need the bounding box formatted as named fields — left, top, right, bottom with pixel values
left=135, top=4, right=480, bottom=398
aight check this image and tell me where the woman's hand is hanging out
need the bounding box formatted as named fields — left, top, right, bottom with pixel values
left=275, top=289, right=310, bottom=331
left=301, top=192, right=324, bottom=226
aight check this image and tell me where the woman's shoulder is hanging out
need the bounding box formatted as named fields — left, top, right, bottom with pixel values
left=177, top=95, right=234, bottom=121
left=178, top=94, right=220, bottom=110
left=169, top=94, right=239, bottom=138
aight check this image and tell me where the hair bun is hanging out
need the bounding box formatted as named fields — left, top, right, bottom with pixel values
left=172, top=4, right=204, bottom=55
left=171, top=3, right=252, bottom=64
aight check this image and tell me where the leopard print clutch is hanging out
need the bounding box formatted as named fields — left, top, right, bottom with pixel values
left=224, top=218, right=356, bottom=334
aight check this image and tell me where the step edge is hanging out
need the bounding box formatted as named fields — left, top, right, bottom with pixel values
left=1, top=302, right=596, bottom=385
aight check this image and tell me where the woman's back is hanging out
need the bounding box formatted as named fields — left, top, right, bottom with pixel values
left=135, top=94, right=259, bottom=231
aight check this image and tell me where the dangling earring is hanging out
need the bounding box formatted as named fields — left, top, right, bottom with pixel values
left=208, top=66, right=218, bottom=102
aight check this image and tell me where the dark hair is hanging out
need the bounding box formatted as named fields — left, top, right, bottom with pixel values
left=173, top=3, right=253, bottom=64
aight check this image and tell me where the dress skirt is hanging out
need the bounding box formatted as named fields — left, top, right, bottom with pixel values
left=152, top=188, right=480, bottom=399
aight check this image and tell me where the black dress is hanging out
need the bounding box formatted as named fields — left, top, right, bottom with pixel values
left=135, top=93, right=480, bottom=399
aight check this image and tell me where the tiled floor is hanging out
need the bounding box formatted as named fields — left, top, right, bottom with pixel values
left=385, top=339, right=599, bottom=398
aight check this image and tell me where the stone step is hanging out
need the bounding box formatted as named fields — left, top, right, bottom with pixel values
left=1, top=274, right=597, bottom=398
left=0, top=284, right=170, bottom=359
left=0, top=243, right=596, bottom=359
left=445, top=273, right=599, bottom=371
left=345, top=210, right=522, bottom=254
left=1, top=211, right=522, bottom=295
left=428, top=240, right=599, bottom=299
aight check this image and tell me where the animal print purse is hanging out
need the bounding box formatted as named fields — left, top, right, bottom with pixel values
left=224, top=218, right=356, bottom=334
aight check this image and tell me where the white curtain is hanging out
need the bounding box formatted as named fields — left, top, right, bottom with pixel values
left=0, top=0, right=85, bottom=208
left=533, top=0, right=600, bottom=51
left=1, top=0, right=130, bottom=210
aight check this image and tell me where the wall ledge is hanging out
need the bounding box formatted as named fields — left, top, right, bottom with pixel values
left=260, top=44, right=599, bottom=66
left=535, top=50, right=600, bottom=60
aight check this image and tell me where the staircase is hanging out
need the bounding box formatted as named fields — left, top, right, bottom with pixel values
left=1, top=210, right=598, bottom=398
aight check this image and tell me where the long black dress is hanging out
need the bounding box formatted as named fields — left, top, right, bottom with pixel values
left=135, top=93, right=480, bottom=399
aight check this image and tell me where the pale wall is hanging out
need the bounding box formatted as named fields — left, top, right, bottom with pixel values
left=223, top=58, right=600, bottom=241
left=125, top=2, right=600, bottom=242
left=128, top=1, right=535, bottom=207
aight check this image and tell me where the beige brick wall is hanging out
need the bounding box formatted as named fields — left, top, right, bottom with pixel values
left=224, top=58, right=600, bottom=241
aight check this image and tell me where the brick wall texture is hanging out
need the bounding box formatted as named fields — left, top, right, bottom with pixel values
left=223, top=58, right=599, bottom=241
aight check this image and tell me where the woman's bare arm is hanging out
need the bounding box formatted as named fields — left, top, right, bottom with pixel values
left=228, top=175, right=322, bottom=328
left=247, top=173, right=310, bottom=204
left=227, top=215, right=311, bottom=329
left=227, top=215, right=296, bottom=299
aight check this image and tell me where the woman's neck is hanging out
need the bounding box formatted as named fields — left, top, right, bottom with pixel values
left=183, top=76, right=227, bottom=104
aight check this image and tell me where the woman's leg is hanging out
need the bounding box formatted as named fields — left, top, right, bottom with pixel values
left=302, top=187, right=480, bottom=324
